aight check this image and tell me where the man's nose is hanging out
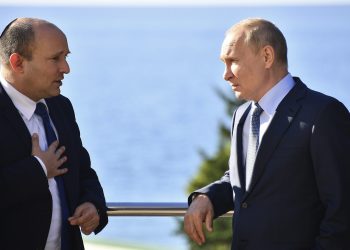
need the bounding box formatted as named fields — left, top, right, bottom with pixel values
left=61, top=59, right=70, bottom=74
left=223, top=65, right=233, bottom=81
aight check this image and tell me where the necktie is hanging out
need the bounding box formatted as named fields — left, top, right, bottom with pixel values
left=245, top=103, right=263, bottom=191
left=35, top=102, right=70, bottom=250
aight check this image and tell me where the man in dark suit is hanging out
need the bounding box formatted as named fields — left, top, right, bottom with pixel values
left=0, top=18, right=108, bottom=249
left=184, top=18, right=350, bottom=249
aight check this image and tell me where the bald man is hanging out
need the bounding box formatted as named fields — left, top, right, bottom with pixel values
left=0, top=18, right=108, bottom=250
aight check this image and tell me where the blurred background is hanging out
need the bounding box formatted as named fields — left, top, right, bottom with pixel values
left=1, top=0, right=349, bottom=249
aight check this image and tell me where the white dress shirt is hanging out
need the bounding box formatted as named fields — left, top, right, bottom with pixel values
left=242, top=73, right=296, bottom=166
left=0, top=74, right=62, bottom=250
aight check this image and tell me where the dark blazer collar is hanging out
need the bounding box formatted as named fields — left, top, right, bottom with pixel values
left=44, top=97, right=70, bottom=150
left=244, top=77, right=308, bottom=197
left=236, top=104, right=251, bottom=192
left=0, top=82, right=32, bottom=150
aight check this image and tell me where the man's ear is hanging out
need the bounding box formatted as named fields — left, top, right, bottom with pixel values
left=9, top=53, right=25, bottom=73
left=261, top=45, right=275, bottom=69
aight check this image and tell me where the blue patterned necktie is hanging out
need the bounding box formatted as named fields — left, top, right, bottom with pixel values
left=245, top=102, right=263, bottom=191
left=35, top=102, right=70, bottom=250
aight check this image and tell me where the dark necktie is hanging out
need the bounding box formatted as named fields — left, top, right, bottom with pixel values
left=245, top=102, right=263, bottom=191
left=35, top=102, right=70, bottom=250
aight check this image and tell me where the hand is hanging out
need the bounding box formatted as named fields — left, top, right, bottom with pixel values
left=184, top=194, right=214, bottom=245
left=68, top=202, right=100, bottom=235
left=31, top=133, right=68, bottom=178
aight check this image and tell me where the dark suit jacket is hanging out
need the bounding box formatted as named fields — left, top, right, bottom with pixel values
left=189, top=78, right=350, bottom=250
left=0, top=83, right=108, bottom=250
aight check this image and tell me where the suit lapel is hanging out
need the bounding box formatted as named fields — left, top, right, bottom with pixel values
left=45, top=98, right=70, bottom=151
left=236, top=104, right=251, bottom=191
left=229, top=102, right=251, bottom=190
left=0, top=84, right=32, bottom=151
left=244, top=79, right=307, bottom=197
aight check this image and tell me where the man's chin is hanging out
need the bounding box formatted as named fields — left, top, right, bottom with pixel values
left=55, top=88, right=61, bottom=96
left=49, top=88, right=61, bottom=98
left=234, top=91, right=244, bottom=100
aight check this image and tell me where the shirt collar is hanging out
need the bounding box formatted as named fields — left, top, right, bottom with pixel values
left=0, top=73, right=46, bottom=120
left=258, top=73, right=295, bottom=116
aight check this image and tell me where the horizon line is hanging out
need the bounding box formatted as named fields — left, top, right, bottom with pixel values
left=1, top=0, right=350, bottom=7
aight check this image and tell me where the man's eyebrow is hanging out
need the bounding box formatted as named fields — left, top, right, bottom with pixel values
left=50, top=50, right=71, bottom=58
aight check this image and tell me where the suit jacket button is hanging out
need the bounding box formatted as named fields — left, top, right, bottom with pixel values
left=242, top=202, right=248, bottom=208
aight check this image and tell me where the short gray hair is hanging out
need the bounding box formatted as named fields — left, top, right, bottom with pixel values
left=227, top=18, right=288, bottom=67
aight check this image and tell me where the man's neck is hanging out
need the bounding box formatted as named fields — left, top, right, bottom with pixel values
left=255, top=66, right=288, bottom=102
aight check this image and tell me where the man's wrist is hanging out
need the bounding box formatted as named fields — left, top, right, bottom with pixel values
left=192, top=193, right=209, bottom=202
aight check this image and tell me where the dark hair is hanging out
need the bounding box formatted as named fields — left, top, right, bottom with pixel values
left=0, top=18, right=35, bottom=64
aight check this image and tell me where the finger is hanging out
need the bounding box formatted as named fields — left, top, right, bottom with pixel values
left=81, top=220, right=96, bottom=230
left=69, top=203, right=97, bottom=225
left=58, top=156, right=68, bottom=166
left=69, top=210, right=91, bottom=225
left=81, top=229, right=92, bottom=235
left=192, top=230, right=204, bottom=245
left=81, top=217, right=99, bottom=232
left=31, top=133, right=40, bottom=151
left=68, top=217, right=81, bottom=225
left=193, top=215, right=206, bottom=244
left=205, top=211, right=213, bottom=232
left=55, top=146, right=66, bottom=158
left=81, top=226, right=94, bottom=235
left=69, top=205, right=84, bottom=221
left=48, top=140, right=59, bottom=152
left=81, top=218, right=99, bottom=235
left=68, top=217, right=78, bottom=225
left=185, top=216, right=204, bottom=245
left=70, top=215, right=91, bottom=226
left=56, top=167, right=68, bottom=176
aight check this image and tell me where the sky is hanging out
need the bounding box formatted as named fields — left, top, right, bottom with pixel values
left=0, top=0, right=350, bottom=6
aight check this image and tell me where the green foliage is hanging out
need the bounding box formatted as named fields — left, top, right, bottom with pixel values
left=188, top=142, right=231, bottom=192
left=177, top=89, right=244, bottom=250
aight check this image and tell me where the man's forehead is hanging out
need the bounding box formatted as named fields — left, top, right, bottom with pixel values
left=223, top=28, right=245, bottom=45
left=221, top=34, right=241, bottom=54
left=32, top=25, right=69, bottom=54
left=220, top=30, right=248, bottom=60
left=220, top=41, right=235, bottom=60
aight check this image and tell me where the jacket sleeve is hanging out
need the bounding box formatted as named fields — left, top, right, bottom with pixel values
left=188, top=171, right=234, bottom=218
left=64, top=98, right=108, bottom=234
left=187, top=107, right=242, bottom=218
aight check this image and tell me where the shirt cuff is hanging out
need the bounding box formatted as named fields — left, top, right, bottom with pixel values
left=34, top=156, right=48, bottom=176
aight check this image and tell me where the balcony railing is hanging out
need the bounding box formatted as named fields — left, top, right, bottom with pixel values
left=107, top=202, right=233, bottom=217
